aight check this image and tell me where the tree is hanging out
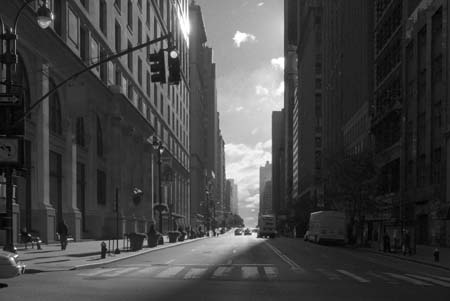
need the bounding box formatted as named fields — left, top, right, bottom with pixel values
left=324, top=149, right=381, bottom=244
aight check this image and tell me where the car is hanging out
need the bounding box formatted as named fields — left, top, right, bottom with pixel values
left=234, top=228, right=243, bottom=235
left=0, top=251, right=25, bottom=279
left=244, top=228, right=251, bottom=235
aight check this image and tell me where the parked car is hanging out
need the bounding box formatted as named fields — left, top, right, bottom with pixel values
left=244, top=228, right=252, bottom=235
left=234, top=228, right=243, bottom=236
left=0, top=251, right=25, bottom=279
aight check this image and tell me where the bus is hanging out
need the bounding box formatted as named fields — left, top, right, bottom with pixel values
left=257, top=214, right=277, bottom=238
left=306, top=211, right=346, bottom=244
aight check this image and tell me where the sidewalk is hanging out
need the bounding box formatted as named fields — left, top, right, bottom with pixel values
left=358, top=243, right=450, bottom=271
left=4, top=236, right=207, bottom=273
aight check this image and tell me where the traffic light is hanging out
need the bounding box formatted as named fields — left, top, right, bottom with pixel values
left=168, top=50, right=181, bottom=85
left=148, top=50, right=166, bottom=83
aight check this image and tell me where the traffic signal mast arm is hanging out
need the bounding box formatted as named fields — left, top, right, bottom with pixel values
left=13, top=33, right=173, bottom=127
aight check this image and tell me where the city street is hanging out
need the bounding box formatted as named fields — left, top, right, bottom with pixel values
left=1, top=231, right=450, bottom=301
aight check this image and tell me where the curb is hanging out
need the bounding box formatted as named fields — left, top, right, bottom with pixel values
left=71, top=236, right=208, bottom=270
left=356, top=248, right=450, bottom=271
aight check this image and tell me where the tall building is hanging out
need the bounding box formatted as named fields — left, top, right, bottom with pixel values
left=259, top=161, right=272, bottom=215
left=189, top=1, right=223, bottom=231
left=229, top=179, right=239, bottom=215
left=401, top=0, right=449, bottom=246
left=261, top=180, right=273, bottom=215
left=0, top=0, right=190, bottom=244
left=272, top=110, right=285, bottom=219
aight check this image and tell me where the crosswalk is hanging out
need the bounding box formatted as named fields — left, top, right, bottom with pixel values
left=76, top=264, right=450, bottom=287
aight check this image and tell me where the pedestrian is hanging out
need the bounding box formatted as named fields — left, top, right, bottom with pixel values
left=403, top=230, right=411, bottom=256
left=57, top=219, right=69, bottom=250
left=383, top=232, right=390, bottom=253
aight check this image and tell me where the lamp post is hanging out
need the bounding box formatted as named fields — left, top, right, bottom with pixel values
left=152, top=136, right=165, bottom=233
left=0, top=0, right=53, bottom=253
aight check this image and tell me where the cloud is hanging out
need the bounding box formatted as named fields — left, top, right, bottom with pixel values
left=255, top=85, right=269, bottom=96
left=271, top=57, right=285, bottom=70
left=235, top=106, right=244, bottom=112
left=274, top=81, right=284, bottom=96
left=257, top=2, right=264, bottom=7
left=251, top=128, right=259, bottom=135
left=233, top=31, right=256, bottom=47
left=226, top=141, right=272, bottom=217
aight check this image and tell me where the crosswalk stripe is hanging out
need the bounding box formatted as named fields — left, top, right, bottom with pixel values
left=212, top=266, right=233, bottom=278
left=366, top=271, right=398, bottom=284
left=155, top=266, right=185, bottom=278
left=183, top=268, right=208, bottom=279
left=241, top=266, right=259, bottom=280
left=337, top=270, right=370, bottom=283
left=102, top=267, right=138, bottom=277
left=129, top=266, right=161, bottom=276
left=78, top=268, right=116, bottom=277
left=264, top=266, right=278, bottom=280
left=316, top=268, right=342, bottom=280
left=385, top=273, right=433, bottom=286
left=406, top=274, right=450, bottom=288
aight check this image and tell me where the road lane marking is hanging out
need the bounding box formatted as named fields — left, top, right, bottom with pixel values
left=155, top=266, right=184, bottom=278
left=337, top=270, right=370, bottom=283
left=406, top=274, right=450, bottom=287
left=424, top=274, right=450, bottom=282
left=316, top=268, right=342, bottom=280
left=165, top=259, right=175, bottom=264
left=241, top=266, right=259, bottom=280
left=385, top=273, right=433, bottom=286
left=264, top=266, right=278, bottom=280
left=183, top=268, right=208, bottom=279
left=264, top=242, right=305, bottom=272
left=212, top=266, right=233, bottom=278
left=103, top=267, right=138, bottom=277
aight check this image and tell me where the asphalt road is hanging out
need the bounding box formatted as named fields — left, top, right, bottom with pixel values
left=1, top=231, right=450, bottom=301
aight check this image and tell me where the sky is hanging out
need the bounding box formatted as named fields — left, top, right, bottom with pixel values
left=194, top=0, right=284, bottom=227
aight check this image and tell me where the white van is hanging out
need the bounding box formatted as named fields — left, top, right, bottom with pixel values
left=306, top=211, right=346, bottom=244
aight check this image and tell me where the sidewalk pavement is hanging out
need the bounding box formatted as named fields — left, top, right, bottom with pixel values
left=7, top=236, right=207, bottom=273
left=358, top=243, right=450, bottom=271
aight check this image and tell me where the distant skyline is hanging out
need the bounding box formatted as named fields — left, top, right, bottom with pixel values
left=194, top=0, right=284, bottom=226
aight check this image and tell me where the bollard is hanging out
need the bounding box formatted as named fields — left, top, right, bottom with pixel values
left=101, top=241, right=107, bottom=259
left=433, top=248, right=440, bottom=262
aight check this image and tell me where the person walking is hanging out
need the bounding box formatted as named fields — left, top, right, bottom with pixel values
left=57, top=219, right=69, bottom=250
left=403, top=230, right=411, bottom=256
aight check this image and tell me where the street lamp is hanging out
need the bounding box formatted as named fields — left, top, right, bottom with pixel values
left=151, top=136, right=166, bottom=233
left=0, top=0, right=53, bottom=254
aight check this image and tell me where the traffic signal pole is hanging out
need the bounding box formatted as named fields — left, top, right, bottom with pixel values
left=14, top=33, right=173, bottom=127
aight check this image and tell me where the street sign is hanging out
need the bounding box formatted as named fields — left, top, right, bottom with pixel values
left=0, top=137, right=22, bottom=165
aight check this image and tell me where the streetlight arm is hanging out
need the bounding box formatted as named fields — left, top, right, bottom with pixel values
left=14, top=33, right=172, bottom=126
left=14, top=0, right=36, bottom=33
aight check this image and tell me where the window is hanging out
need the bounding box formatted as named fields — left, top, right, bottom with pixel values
left=76, top=117, right=86, bottom=147
left=146, top=107, right=151, bottom=120
left=138, top=97, right=143, bottom=112
left=76, top=162, right=86, bottom=231
left=127, top=82, right=133, bottom=100
left=115, top=65, right=122, bottom=86
left=49, top=151, right=62, bottom=222
left=91, top=36, right=100, bottom=72
left=115, top=21, right=121, bottom=52
left=97, top=170, right=106, bottom=205
left=138, top=57, right=142, bottom=85
left=127, top=0, right=133, bottom=31
left=100, top=47, right=107, bottom=82
left=49, top=79, right=62, bottom=135
left=80, top=0, right=89, bottom=11
left=146, top=0, right=150, bottom=25
left=146, top=71, right=150, bottom=96
left=96, top=115, right=103, bottom=157
left=128, top=40, right=133, bottom=71
left=80, top=26, right=88, bottom=62
left=68, top=8, right=79, bottom=47
left=138, top=0, right=142, bottom=10
left=100, top=0, right=107, bottom=35
left=138, top=19, right=142, bottom=44
left=114, top=0, right=121, bottom=12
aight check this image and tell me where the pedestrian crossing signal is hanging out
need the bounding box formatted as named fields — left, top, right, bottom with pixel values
left=168, top=50, right=181, bottom=85
left=148, top=50, right=166, bottom=83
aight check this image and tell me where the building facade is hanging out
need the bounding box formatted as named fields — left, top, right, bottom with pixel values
left=0, top=0, right=190, bottom=244
left=272, top=110, right=285, bottom=222
left=259, top=161, right=272, bottom=215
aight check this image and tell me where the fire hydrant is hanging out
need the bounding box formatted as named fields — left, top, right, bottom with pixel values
left=101, top=241, right=107, bottom=259
left=433, top=248, right=440, bottom=262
